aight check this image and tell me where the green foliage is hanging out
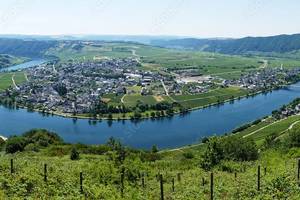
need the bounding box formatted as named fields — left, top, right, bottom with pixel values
left=70, top=147, right=80, bottom=160
left=283, top=128, right=300, bottom=148
left=201, top=136, right=258, bottom=170
left=5, top=136, right=26, bottom=153
left=5, top=129, right=62, bottom=154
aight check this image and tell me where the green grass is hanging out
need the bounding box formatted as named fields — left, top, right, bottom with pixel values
left=0, top=72, right=26, bottom=91
left=0, top=139, right=299, bottom=199
left=172, top=87, right=248, bottom=108
left=245, top=115, right=300, bottom=145
left=123, top=94, right=158, bottom=107
left=46, top=41, right=300, bottom=79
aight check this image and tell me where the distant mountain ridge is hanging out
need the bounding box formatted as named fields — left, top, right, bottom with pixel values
left=150, top=34, right=300, bottom=54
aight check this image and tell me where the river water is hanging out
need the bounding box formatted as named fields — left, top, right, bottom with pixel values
left=0, top=60, right=299, bottom=149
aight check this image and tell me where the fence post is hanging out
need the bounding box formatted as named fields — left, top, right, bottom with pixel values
left=142, top=173, right=145, bottom=188
left=44, top=164, right=47, bottom=182
left=210, top=172, right=214, bottom=200
left=121, top=167, right=125, bottom=198
left=264, top=167, right=267, bottom=176
left=257, top=166, right=260, bottom=191
left=202, top=177, right=205, bottom=186
left=177, top=173, right=181, bottom=182
left=172, top=177, right=175, bottom=192
left=80, top=172, right=83, bottom=194
left=297, top=159, right=300, bottom=185
left=160, top=174, right=164, bottom=200
left=10, top=159, right=14, bottom=174
left=234, top=172, right=237, bottom=179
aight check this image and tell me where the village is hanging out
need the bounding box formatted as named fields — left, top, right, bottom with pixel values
left=1, top=57, right=300, bottom=116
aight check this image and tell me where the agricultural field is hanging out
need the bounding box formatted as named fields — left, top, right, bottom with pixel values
left=171, top=87, right=248, bottom=109
left=237, top=115, right=300, bottom=145
left=0, top=72, right=27, bottom=91
left=45, top=41, right=300, bottom=80
left=123, top=94, right=160, bottom=107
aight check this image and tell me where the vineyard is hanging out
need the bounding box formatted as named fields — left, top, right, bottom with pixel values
left=0, top=128, right=300, bottom=199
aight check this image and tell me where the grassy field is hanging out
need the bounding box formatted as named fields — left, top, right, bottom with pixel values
left=171, top=87, right=248, bottom=108
left=0, top=72, right=27, bottom=91
left=123, top=94, right=159, bottom=107
left=236, top=115, right=300, bottom=145
left=46, top=41, right=300, bottom=80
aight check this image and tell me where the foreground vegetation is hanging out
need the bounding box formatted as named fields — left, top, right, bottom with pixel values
left=1, top=109, right=300, bottom=199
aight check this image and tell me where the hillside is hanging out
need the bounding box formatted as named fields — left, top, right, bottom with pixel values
left=151, top=34, right=300, bottom=55
left=0, top=38, right=57, bottom=57
left=0, top=54, right=27, bottom=69
left=0, top=108, right=300, bottom=199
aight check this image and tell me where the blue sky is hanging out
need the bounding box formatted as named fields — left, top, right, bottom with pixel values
left=0, top=0, right=299, bottom=38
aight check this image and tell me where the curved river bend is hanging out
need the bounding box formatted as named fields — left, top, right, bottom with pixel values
left=0, top=61, right=300, bottom=149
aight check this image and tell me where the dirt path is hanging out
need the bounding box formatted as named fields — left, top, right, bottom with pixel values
left=121, top=94, right=126, bottom=103
left=11, top=74, right=20, bottom=90
left=24, top=73, right=29, bottom=81
left=287, top=120, right=300, bottom=130
left=243, top=118, right=284, bottom=138
left=259, top=60, right=268, bottom=69
left=160, top=143, right=204, bottom=153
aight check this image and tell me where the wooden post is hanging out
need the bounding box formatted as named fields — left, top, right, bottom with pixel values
left=44, top=164, right=47, bottom=182
left=210, top=172, right=214, bottom=200
left=160, top=174, right=164, bottom=200
left=142, top=173, right=145, bottom=188
left=177, top=173, right=181, bottom=182
left=80, top=172, right=83, bottom=194
left=202, top=177, right=205, bottom=186
left=10, top=159, right=14, bottom=174
left=257, top=166, right=261, bottom=191
left=121, top=167, right=125, bottom=198
left=264, top=167, right=267, bottom=176
left=172, top=177, right=175, bottom=192
left=234, top=172, right=237, bottom=179
left=297, top=159, right=300, bottom=185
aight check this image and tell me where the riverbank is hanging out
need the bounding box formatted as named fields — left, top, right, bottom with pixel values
left=13, top=84, right=290, bottom=121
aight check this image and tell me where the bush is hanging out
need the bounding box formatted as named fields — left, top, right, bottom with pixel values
left=201, top=136, right=258, bottom=170
left=5, top=136, right=26, bottom=154
left=182, top=152, right=194, bottom=159
left=70, top=148, right=80, bottom=160
left=23, top=129, right=63, bottom=147
left=283, top=129, right=300, bottom=148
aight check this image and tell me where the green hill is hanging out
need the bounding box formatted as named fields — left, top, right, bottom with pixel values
left=151, top=33, right=300, bottom=55
left=0, top=54, right=27, bottom=69
left=0, top=110, right=300, bottom=199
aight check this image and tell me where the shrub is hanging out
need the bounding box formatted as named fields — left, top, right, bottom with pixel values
left=182, top=152, right=194, bottom=159
left=151, top=145, right=159, bottom=153
left=201, top=135, right=258, bottom=170
left=70, top=148, right=80, bottom=160
left=5, top=136, right=26, bottom=154
left=23, top=129, right=63, bottom=147
left=283, top=129, right=300, bottom=148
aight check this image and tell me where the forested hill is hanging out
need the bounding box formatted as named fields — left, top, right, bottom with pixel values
left=0, top=38, right=57, bottom=57
left=151, top=34, right=300, bottom=54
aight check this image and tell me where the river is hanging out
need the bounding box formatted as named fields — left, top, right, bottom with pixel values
left=0, top=59, right=47, bottom=72
left=0, top=60, right=300, bottom=149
